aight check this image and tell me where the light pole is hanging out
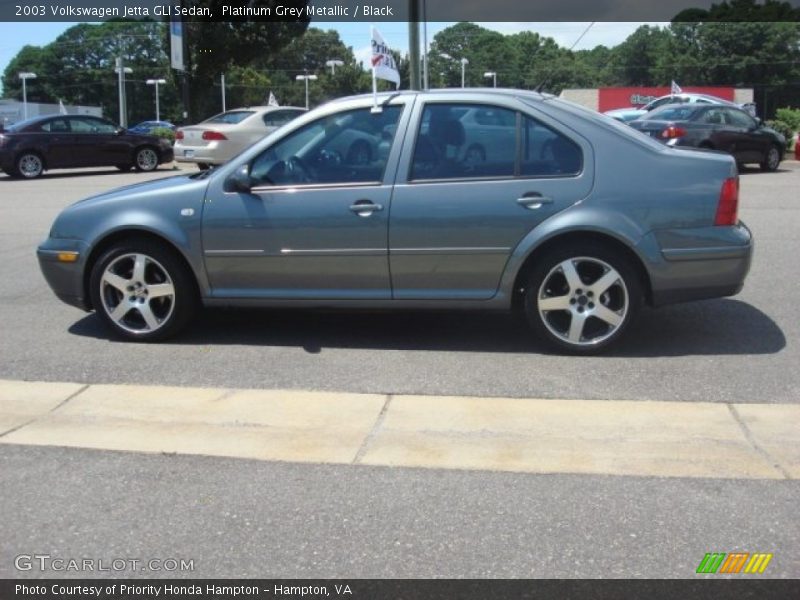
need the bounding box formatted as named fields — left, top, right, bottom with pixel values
left=18, top=72, right=37, bottom=120
left=114, top=59, right=133, bottom=127
left=325, top=60, right=344, bottom=75
left=439, top=54, right=469, bottom=88
left=146, top=78, right=167, bottom=121
left=484, top=71, right=497, bottom=88
left=295, top=73, right=318, bottom=109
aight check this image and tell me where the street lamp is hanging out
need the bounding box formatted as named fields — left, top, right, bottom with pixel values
left=484, top=71, right=497, bottom=88
left=295, top=73, right=318, bottom=109
left=325, top=60, right=344, bottom=75
left=18, top=72, right=37, bottom=120
left=146, top=79, right=167, bottom=121
left=114, top=59, right=133, bottom=128
left=438, top=54, right=469, bottom=88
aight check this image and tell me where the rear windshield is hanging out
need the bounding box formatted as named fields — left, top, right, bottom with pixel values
left=5, top=117, right=46, bottom=132
left=642, top=105, right=697, bottom=121
left=203, top=110, right=255, bottom=125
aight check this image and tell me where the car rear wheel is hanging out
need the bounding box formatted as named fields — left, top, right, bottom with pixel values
left=134, top=147, right=159, bottom=172
left=524, top=243, right=642, bottom=354
left=16, top=152, right=44, bottom=178
left=89, top=240, right=197, bottom=342
left=760, top=144, right=781, bottom=172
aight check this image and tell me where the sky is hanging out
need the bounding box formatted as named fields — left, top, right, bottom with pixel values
left=0, top=21, right=662, bottom=96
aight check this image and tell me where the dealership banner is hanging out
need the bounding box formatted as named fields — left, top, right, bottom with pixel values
left=3, top=0, right=800, bottom=22
left=3, top=579, right=800, bottom=600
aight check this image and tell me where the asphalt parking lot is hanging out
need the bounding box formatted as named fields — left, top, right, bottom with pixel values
left=0, top=162, right=798, bottom=403
left=1, top=161, right=798, bottom=579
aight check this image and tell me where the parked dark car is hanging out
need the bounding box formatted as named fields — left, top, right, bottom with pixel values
left=0, top=115, right=174, bottom=178
left=629, top=104, right=785, bottom=171
left=37, top=89, right=752, bottom=354
left=127, top=120, right=176, bottom=135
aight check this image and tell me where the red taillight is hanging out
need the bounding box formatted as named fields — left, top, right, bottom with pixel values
left=660, top=125, right=686, bottom=139
left=202, top=130, right=227, bottom=141
left=175, top=130, right=184, bottom=140
left=715, top=177, right=739, bottom=226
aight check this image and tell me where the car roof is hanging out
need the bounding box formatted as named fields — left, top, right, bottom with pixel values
left=329, top=88, right=553, bottom=105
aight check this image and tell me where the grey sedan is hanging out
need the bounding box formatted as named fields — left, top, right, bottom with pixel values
left=38, top=89, right=753, bottom=353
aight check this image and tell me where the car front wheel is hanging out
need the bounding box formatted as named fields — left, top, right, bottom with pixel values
left=524, top=243, right=642, bottom=354
left=89, top=240, right=197, bottom=342
left=760, top=144, right=781, bottom=172
left=134, top=147, right=159, bottom=172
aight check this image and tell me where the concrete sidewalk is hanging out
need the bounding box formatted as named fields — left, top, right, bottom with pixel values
left=0, top=379, right=796, bottom=480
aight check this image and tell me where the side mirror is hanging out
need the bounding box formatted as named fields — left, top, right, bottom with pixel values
left=225, top=164, right=253, bottom=193
left=116, top=127, right=126, bottom=135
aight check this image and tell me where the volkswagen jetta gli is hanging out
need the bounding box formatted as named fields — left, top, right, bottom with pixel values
left=37, top=89, right=753, bottom=353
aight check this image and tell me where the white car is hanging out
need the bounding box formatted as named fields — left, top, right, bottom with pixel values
left=604, top=93, right=741, bottom=123
left=175, top=106, right=305, bottom=169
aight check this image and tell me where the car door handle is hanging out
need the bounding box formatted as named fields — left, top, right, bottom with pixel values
left=517, top=194, right=553, bottom=210
left=349, top=201, right=383, bottom=217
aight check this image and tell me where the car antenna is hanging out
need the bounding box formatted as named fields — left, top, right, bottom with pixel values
left=533, top=22, right=595, bottom=94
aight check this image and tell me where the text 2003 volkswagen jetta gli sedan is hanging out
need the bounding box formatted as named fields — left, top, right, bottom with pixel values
left=38, top=89, right=753, bottom=354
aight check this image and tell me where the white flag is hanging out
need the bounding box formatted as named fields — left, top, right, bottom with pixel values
left=59, top=99, right=68, bottom=115
left=371, top=27, right=400, bottom=87
left=671, top=80, right=682, bottom=95
left=267, top=91, right=279, bottom=107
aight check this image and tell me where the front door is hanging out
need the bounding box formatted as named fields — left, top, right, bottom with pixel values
left=201, top=103, right=407, bottom=300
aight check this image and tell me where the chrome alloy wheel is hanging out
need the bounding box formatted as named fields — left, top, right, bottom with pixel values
left=135, top=148, right=158, bottom=171
left=537, top=256, right=629, bottom=347
left=99, top=253, right=176, bottom=335
left=18, top=153, right=43, bottom=178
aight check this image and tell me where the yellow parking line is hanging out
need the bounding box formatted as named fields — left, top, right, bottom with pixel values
left=0, top=379, right=795, bottom=480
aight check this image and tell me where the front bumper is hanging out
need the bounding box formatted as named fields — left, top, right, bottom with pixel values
left=37, top=238, right=91, bottom=311
left=640, top=222, right=753, bottom=306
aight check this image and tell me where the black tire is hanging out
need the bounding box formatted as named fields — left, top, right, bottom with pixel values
left=116, top=164, right=133, bottom=171
left=523, top=242, right=642, bottom=354
left=760, top=144, right=781, bottom=172
left=89, top=239, right=198, bottom=342
left=133, top=146, right=159, bottom=172
left=197, top=163, right=211, bottom=171
left=16, top=152, right=44, bottom=179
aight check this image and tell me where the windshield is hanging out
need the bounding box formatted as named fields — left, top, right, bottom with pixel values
left=642, top=105, right=698, bottom=122
left=203, top=110, right=255, bottom=125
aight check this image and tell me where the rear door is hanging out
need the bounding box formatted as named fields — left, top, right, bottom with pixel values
left=389, top=99, right=593, bottom=300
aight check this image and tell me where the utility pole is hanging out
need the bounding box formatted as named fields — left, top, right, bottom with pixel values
left=221, top=73, right=226, bottom=112
left=408, top=0, right=420, bottom=90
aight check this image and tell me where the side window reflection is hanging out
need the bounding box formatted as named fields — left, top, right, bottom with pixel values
left=248, top=106, right=403, bottom=187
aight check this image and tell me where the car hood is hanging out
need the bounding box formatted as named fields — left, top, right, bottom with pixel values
left=71, top=173, right=206, bottom=208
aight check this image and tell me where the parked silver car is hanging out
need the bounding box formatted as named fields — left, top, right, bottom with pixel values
left=174, top=106, right=305, bottom=169
left=38, top=89, right=752, bottom=353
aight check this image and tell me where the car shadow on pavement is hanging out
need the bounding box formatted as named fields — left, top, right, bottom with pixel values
left=69, top=298, right=785, bottom=358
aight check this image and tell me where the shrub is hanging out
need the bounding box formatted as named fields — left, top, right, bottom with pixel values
left=775, top=107, right=800, bottom=133
left=766, top=119, right=793, bottom=144
left=150, top=127, right=175, bottom=144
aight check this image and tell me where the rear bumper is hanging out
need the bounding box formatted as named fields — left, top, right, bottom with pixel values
left=640, top=222, right=753, bottom=306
